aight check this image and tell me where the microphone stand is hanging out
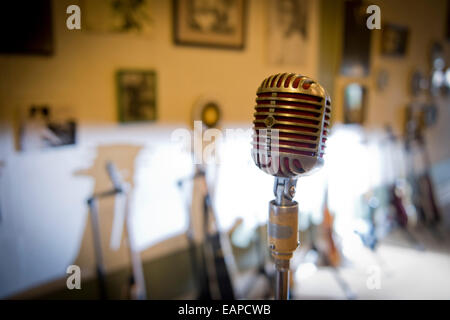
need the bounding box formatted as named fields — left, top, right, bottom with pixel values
left=87, top=192, right=113, bottom=300
left=179, top=165, right=235, bottom=300
left=86, top=163, right=147, bottom=300
left=269, top=177, right=299, bottom=300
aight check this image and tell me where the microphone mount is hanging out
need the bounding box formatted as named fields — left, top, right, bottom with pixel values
left=274, top=177, right=297, bottom=206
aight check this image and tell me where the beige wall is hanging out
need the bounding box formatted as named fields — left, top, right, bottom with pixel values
left=330, top=0, right=450, bottom=163
left=0, top=0, right=319, bottom=124
left=0, top=0, right=448, bottom=137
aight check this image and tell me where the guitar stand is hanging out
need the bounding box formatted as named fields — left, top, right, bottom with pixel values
left=177, top=166, right=235, bottom=300
left=177, top=169, right=211, bottom=300
left=245, top=226, right=276, bottom=299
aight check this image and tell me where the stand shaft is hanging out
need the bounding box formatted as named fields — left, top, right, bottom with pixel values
left=275, top=266, right=289, bottom=300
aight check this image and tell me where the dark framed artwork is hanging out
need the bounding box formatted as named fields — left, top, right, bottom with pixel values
left=340, top=0, right=372, bottom=76
left=381, top=24, right=409, bottom=57
left=82, top=0, right=153, bottom=35
left=17, top=105, right=77, bottom=152
left=343, top=83, right=367, bottom=124
left=267, top=0, right=311, bottom=65
left=446, top=0, right=450, bottom=41
left=0, top=1, right=53, bottom=55
left=173, top=0, right=247, bottom=49
left=116, top=70, right=157, bottom=123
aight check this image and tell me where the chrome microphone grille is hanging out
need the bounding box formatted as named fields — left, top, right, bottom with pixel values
left=252, top=73, right=331, bottom=177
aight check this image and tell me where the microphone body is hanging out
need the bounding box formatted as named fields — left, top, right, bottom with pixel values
left=251, top=73, right=331, bottom=300
left=252, top=73, right=331, bottom=177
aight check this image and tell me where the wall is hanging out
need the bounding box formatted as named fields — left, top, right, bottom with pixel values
left=323, top=0, right=450, bottom=164
left=0, top=0, right=319, bottom=124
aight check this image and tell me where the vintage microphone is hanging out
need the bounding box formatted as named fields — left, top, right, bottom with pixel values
left=251, top=73, right=331, bottom=299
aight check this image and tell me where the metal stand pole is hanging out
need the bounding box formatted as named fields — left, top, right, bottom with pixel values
left=268, top=177, right=299, bottom=300
left=87, top=198, right=108, bottom=300
left=86, top=162, right=147, bottom=300
left=275, top=260, right=290, bottom=300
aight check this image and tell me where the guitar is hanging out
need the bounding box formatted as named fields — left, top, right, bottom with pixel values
left=385, top=126, right=425, bottom=249
left=416, top=138, right=441, bottom=226
left=404, top=103, right=442, bottom=227
left=322, top=187, right=340, bottom=268
left=304, top=186, right=356, bottom=299
left=384, top=126, right=412, bottom=228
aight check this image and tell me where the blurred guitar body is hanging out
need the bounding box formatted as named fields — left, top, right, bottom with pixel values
left=322, top=201, right=340, bottom=267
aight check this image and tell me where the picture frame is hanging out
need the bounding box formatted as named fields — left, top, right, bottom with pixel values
left=340, top=0, right=372, bottom=76
left=0, top=1, right=53, bottom=55
left=343, top=83, right=367, bottom=125
left=446, top=0, right=450, bottom=41
left=381, top=24, right=409, bottom=57
left=267, top=0, right=311, bottom=66
left=173, top=0, right=247, bottom=50
left=82, top=0, right=153, bottom=35
left=116, top=70, right=157, bottom=123
left=16, top=104, right=77, bottom=152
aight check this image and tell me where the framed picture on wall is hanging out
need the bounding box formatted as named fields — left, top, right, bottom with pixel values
left=381, top=24, right=409, bottom=57
left=267, top=0, right=311, bottom=65
left=82, top=0, right=153, bottom=35
left=340, top=0, right=372, bottom=76
left=446, top=0, right=450, bottom=41
left=17, top=105, right=77, bottom=152
left=0, top=1, right=53, bottom=55
left=173, top=0, right=247, bottom=49
left=343, top=83, right=367, bottom=124
left=116, top=70, right=157, bottom=123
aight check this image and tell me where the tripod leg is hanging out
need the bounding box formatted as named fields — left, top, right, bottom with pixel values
left=88, top=199, right=108, bottom=300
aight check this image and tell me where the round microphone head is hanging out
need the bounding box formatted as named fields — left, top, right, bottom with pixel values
left=252, top=73, right=331, bottom=177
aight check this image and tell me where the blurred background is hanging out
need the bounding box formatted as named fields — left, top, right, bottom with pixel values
left=0, top=0, right=449, bottom=300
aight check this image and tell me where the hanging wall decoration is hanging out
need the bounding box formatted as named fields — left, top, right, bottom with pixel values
left=0, top=1, right=53, bottom=55
left=380, top=24, right=409, bottom=57
left=83, top=0, right=153, bottom=35
left=267, top=0, right=311, bottom=65
left=116, top=70, right=157, bottom=123
left=173, top=0, right=247, bottom=49
left=343, top=83, right=367, bottom=124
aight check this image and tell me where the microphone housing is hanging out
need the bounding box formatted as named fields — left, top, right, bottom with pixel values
left=252, top=73, right=331, bottom=177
